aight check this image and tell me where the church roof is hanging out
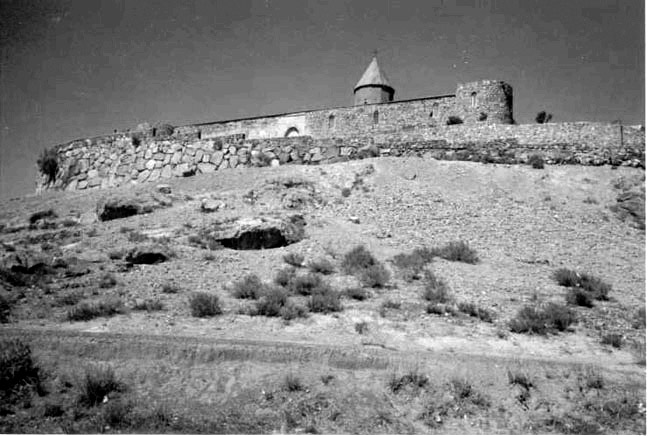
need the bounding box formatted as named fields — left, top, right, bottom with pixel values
left=354, top=56, right=393, bottom=90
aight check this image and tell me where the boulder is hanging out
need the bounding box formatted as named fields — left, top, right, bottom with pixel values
left=125, top=244, right=172, bottom=264
left=211, top=214, right=306, bottom=250
left=96, top=193, right=171, bottom=221
left=200, top=199, right=226, bottom=213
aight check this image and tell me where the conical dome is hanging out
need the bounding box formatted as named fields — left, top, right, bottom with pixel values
left=353, top=56, right=395, bottom=105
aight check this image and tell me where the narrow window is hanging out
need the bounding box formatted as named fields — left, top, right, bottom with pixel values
left=471, top=92, right=477, bottom=108
left=373, top=110, right=379, bottom=125
left=328, top=114, right=335, bottom=130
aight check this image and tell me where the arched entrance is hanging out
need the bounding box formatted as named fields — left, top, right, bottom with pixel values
left=284, top=127, right=300, bottom=137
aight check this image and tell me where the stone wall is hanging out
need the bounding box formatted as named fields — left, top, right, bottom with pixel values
left=37, top=121, right=645, bottom=193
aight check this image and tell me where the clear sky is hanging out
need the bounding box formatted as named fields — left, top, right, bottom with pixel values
left=0, top=0, right=644, bottom=199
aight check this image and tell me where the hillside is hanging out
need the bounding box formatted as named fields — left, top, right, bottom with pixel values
left=0, top=157, right=645, bottom=433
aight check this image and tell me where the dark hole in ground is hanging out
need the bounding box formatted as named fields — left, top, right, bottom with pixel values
left=99, top=205, right=140, bottom=221
left=126, top=252, right=168, bottom=265
left=218, top=229, right=293, bottom=250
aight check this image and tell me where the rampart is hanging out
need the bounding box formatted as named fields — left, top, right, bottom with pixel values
left=37, top=121, right=645, bottom=192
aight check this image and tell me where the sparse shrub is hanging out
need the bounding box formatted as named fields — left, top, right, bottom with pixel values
left=422, top=270, right=453, bottom=304
left=99, top=272, right=117, bottom=289
left=320, top=374, right=334, bottom=385
left=283, top=374, right=303, bottom=392
left=433, top=241, right=479, bottom=264
left=535, top=110, right=553, bottom=124
left=279, top=302, right=308, bottom=321
left=508, top=303, right=576, bottom=335
left=188, top=292, right=222, bottom=317
left=446, top=116, right=463, bottom=125
left=457, top=301, right=495, bottom=323
left=78, top=365, right=123, bottom=407
left=601, top=332, right=623, bottom=348
left=632, top=307, right=645, bottom=329
left=581, top=366, right=604, bottom=389
left=56, top=290, right=85, bottom=306
left=283, top=252, right=304, bottom=267
left=344, top=287, right=368, bottom=301
left=566, top=288, right=594, bottom=307
left=392, top=248, right=436, bottom=280
left=42, top=402, right=65, bottom=417
left=388, top=370, right=429, bottom=393
left=307, top=288, right=342, bottom=313
left=382, top=300, right=401, bottom=310
left=67, top=298, right=125, bottom=321
left=232, top=274, right=264, bottom=299
left=553, top=268, right=581, bottom=287
left=128, top=231, right=149, bottom=242
left=553, top=268, right=611, bottom=301
left=507, top=369, right=534, bottom=390
left=449, top=377, right=490, bottom=408
left=29, top=209, right=57, bottom=225
left=37, top=148, right=59, bottom=184
left=478, top=112, right=488, bottom=121
left=274, top=267, right=296, bottom=287
left=289, top=273, right=326, bottom=296
left=161, top=282, right=180, bottom=294
left=108, top=249, right=125, bottom=260
left=308, top=258, right=335, bottom=275
left=0, top=339, right=40, bottom=396
left=60, top=218, right=78, bottom=227
left=359, top=263, right=390, bottom=288
left=253, top=287, right=289, bottom=317
left=0, top=294, right=12, bottom=323
left=529, top=154, right=545, bottom=169
left=341, top=245, right=378, bottom=275
left=341, top=188, right=351, bottom=197
left=203, top=252, right=215, bottom=261
left=133, top=298, right=164, bottom=312
left=355, top=321, right=368, bottom=334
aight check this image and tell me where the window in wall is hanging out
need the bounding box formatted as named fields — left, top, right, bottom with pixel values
left=285, top=127, right=300, bottom=137
left=328, top=114, right=335, bottom=130
left=373, top=110, right=379, bottom=125
left=471, top=92, right=477, bottom=108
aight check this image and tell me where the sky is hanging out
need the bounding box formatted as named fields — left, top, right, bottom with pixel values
left=0, top=0, right=645, bottom=199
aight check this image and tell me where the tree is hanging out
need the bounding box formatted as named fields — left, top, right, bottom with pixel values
left=535, top=111, right=553, bottom=124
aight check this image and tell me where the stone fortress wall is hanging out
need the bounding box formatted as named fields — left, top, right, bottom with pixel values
left=36, top=75, right=644, bottom=192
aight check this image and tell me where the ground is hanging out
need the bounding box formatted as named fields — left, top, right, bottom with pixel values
left=0, top=157, right=645, bottom=434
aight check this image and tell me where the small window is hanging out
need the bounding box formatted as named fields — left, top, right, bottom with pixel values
left=373, top=110, right=379, bottom=125
left=471, top=92, right=477, bottom=108
left=328, top=114, right=335, bottom=130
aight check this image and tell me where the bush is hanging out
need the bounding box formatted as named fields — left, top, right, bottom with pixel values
left=67, top=298, right=125, bottom=321
left=37, top=148, right=59, bottom=184
left=189, top=292, right=222, bottom=317
left=457, top=301, right=495, bottom=323
left=426, top=303, right=457, bottom=315
left=446, top=116, right=463, bottom=125
left=553, top=269, right=611, bottom=301
left=344, top=287, right=368, bottom=301
left=355, top=321, right=368, bottom=334
left=535, top=110, right=552, bottom=124
left=392, top=248, right=436, bottom=279
left=279, top=302, right=308, bottom=321
left=253, top=287, right=289, bottom=317
left=282, top=374, right=303, bottom=392
left=308, top=258, right=335, bottom=275
left=529, top=154, right=545, bottom=169
left=274, top=267, right=296, bottom=287
left=283, top=253, right=304, bottom=267
left=78, top=365, right=123, bottom=406
left=0, top=339, right=40, bottom=395
left=566, top=288, right=594, bottom=308
left=508, top=303, right=576, bottom=335
left=29, top=209, right=57, bottom=225
left=422, top=270, right=453, bottom=304
left=133, top=298, right=164, bottom=312
left=161, top=282, right=180, bottom=294
left=288, top=273, right=326, bottom=296
left=388, top=370, right=429, bottom=393
left=99, top=272, right=117, bottom=289
left=307, top=288, right=342, bottom=313
left=232, top=274, right=264, bottom=299
left=360, top=263, right=391, bottom=288
left=433, top=241, right=479, bottom=264
left=341, top=245, right=379, bottom=275
left=601, top=332, right=623, bottom=348
left=56, top=290, right=85, bottom=306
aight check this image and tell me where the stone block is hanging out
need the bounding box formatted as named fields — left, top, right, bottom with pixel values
left=149, top=169, right=161, bottom=181
left=210, top=151, right=224, bottom=166
left=161, top=165, right=172, bottom=179
left=229, top=155, right=239, bottom=168
left=137, top=170, right=151, bottom=183
left=144, top=149, right=153, bottom=159
left=171, top=151, right=182, bottom=164
left=153, top=153, right=165, bottom=161
left=163, top=153, right=171, bottom=165
left=197, top=163, right=216, bottom=173
left=145, top=159, right=156, bottom=170
left=77, top=180, right=88, bottom=189
left=218, top=160, right=229, bottom=170
left=88, top=177, right=101, bottom=187
left=87, top=169, right=99, bottom=179
left=194, top=150, right=204, bottom=163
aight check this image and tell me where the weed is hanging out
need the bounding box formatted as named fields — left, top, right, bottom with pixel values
left=457, top=301, right=495, bottom=323
left=341, top=188, right=351, bottom=197
left=99, top=272, right=117, bottom=289
left=133, top=298, right=164, bottom=312
left=279, top=302, right=308, bottom=321
left=434, top=241, right=479, bottom=264
left=360, top=263, right=391, bottom=288
left=78, top=365, right=123, bottom=407
left=283, top=374, right=304, bottom=392
left=188, top=292, right=222, bottom=317
left=507, top=369, right=534, bottom=390
left=37, top=148, right=59, bottom=184
left=422, top=270, right=453, bottom=304
left=0, top=294, right=12, bottom=323
left=289, top=273, right=326, bottom=296
left=308, top=258, right=335, bottom=275
left=253, top=287, right=289, bottom=317
left=508, top=303, right=576, bottom=335
left=67, top=298, right=126, bottom=321
left=308, top=288, right=342, bottom=313
left=355, top=321, right=369, bottom=334
left=0, top=339, right=40, bottom=396
left=344, top=287, right=368, bottom=300
left=388, top=370, right=429, bottom=393
left=274, top=267, right=296, bottom=287
left=161, top=282, right=180, bottom=294
left=553, top=268, right=611, bottom=300
left=29, top=209, right=57, bottom=225
left=283, top=252, right=304, bottom=267
left=601, top=332, right=623, bottom=348
left=529, top=154, right=545, bottom=169
left=341, top=245, right=379, bottom=275
left=232, top=274, right=264, bottom=299
left=566, top=288, right=594, bottom=307
left=56, top=290, right=85, bottom=306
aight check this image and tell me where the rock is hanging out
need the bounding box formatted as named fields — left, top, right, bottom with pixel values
left=210, top=151, right=224, bottom=166
left=156, top=184, right=172, bottom=194
left=200, top=199, right=226, bottom=213
left=171, top=151, right=182, bottom=164
left=210, top=214, right=306, bottom=250
left=96, top=193, right=171, bottom=221
left=125, top=244, right=172, bottom=264
left=145, top=159, right=156, bottom=170
left=149, top=169, right=161, bottom=181
left=161, top=165, right=172, bottom=179
left=271, top=159, right=280, bottom=167
left=349, top=216, right=361, bottom=224
left=197, top=163, right=216, bottom=173
left=87, top=169, right=99, bottom=179
left=137, top=170, right=151, bottom=183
